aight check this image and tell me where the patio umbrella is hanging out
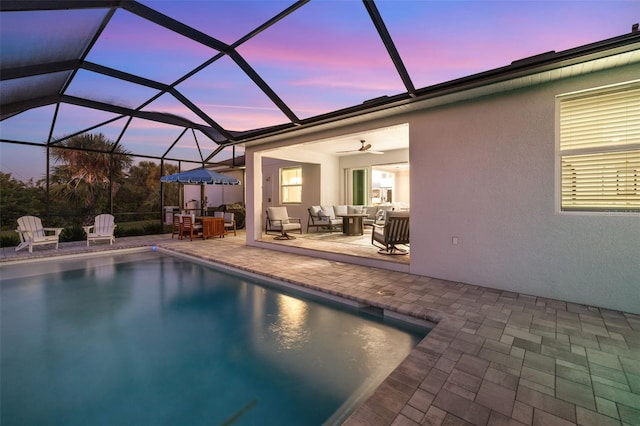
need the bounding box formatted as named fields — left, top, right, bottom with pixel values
left=160, top=167, right=240, bottom=185
left=161, top=168, right=241, bottom=216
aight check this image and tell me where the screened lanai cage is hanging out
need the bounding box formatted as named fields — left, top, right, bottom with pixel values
left=1, top=0, right=638, bottom=241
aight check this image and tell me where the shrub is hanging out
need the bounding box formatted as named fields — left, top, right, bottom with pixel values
left=116, top=225, right=145, bottom=237
left=60, top=225, right=86, bottom=243
left=143, top=222, right=164, bottom=235
left=0, top=231, right=20, bottom=248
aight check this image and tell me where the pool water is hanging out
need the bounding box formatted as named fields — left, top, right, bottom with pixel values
left=1, top=250, right=427, bottom=425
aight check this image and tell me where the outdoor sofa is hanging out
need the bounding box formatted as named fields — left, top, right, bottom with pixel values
left=307, top=204, right=395, bottom=232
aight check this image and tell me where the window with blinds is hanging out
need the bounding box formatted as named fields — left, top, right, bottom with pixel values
left=558, top=82, right=640, bottom=212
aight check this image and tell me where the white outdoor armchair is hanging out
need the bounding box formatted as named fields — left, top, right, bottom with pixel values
left=83, top=214, right=116, bottom=246
left=15, top=215, right=63, bottom=253
left=266, top=206, right=302, bottom=239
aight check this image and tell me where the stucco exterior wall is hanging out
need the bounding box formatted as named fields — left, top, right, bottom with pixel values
left=181, top=168, right=244, bottom=210
left=247, top=64, right=639, bottom=314
left=410, top=66, right=640, bottom=314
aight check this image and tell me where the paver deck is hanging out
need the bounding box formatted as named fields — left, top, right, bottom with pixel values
left=2, top=233, right=638, bottom=425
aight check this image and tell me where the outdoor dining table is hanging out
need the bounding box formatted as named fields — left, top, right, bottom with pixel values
left=196, top=216, right=225, bottom=239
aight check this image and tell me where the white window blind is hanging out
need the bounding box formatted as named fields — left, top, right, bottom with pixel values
left=559, top=82, right=640, bottom=212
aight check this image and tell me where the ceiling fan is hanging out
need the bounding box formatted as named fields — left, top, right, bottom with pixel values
left=338, top=140, right=384, bottom=155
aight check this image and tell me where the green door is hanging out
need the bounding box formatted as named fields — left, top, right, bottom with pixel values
left=352, top=169, right=366, bottom=205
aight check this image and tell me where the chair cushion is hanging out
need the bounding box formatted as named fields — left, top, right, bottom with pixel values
left=320, top=205, right=335, bottom=219
left=309, top=205, right=322, bottom=217
left=364, top=206, right=378, bottom=218
left=333, top=205, right=348, bottom=216
left=268, top=207, right=289, bottom=223
left=281, top=222, right=301, bottom=231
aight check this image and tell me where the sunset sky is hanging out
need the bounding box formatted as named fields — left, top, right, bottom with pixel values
left=1, top=0, right=638, bottom=181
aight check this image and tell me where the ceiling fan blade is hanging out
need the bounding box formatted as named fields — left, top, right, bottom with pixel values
left=337, top=140, right=382, bottom=154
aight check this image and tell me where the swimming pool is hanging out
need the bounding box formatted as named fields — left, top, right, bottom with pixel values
left=1, top=249, right=428, bottom=425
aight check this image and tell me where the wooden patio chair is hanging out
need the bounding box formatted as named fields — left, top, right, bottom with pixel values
left=223, top=212, right=236, bottom=236
left=180, top=214, right=202, bottom=241
left=171, top=214, right=181, bottom=238
left=213, top=211, right=236, bottom=236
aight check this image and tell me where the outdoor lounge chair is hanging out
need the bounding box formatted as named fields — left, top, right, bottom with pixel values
left=15, top=215, right=63, bottom=253
left=266, top=206, right=302, bottom=240
left=83, top=214, right=116, bottom=246
left=371, top=211, right=410, bottom=255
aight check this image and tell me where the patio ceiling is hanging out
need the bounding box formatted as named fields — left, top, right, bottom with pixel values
left=1, top=0, right=638, bottom=168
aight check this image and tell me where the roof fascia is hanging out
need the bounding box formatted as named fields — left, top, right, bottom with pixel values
left=411, top=33, right=640, bottom=99
left=234, top=32, right=640, bottom=147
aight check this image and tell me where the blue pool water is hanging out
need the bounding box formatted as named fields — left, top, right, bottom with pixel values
left=1, top=250, right=428, bottom=425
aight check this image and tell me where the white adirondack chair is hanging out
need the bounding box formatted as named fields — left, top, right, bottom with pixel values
left=15, top=216, right=63, bottom=253
left=83, top=214, right=116, bottom=246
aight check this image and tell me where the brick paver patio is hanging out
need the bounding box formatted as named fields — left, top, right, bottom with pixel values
left=2, top=233, right=638, bottom=425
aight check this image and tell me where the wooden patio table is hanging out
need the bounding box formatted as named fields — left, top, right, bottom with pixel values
left=196, top=216, right=225, bottom=239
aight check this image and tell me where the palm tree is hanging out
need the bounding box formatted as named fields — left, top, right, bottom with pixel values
left=49, top=133, right=132, bottom=224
